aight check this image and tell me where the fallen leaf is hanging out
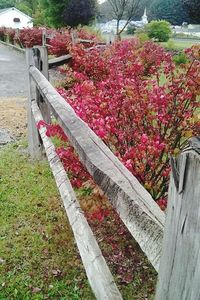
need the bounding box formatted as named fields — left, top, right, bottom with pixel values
left=121, top=273, right=133, bottom=284
left=52, top=269, right=61, bottom=276
left=32, top=287, right=41, bottom=293
left=0, top=258, right=5, bottom=264
left=43, top=248, right=49, bottom=255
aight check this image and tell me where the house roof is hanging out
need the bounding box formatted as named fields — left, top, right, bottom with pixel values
left=0, top=7, right=32, bottom=20
left=0, top=8, right=9, bottom=14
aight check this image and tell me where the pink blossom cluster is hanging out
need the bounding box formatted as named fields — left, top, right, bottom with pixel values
left=50, top=40, right=200, bottom=209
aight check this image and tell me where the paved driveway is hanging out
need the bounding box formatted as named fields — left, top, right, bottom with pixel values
left=0, top=44, right=28, bottom=98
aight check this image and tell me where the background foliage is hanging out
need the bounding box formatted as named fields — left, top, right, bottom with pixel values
left=62, top=0, right=97, bottom=28
left=1, top=0, right=200, bottom=26
left=148, top=0, right=191, bottom=25
left=98, top=0, right=199, bottom=25
left=182, top=0, right=200, bottom=23
left=145, top=20, right=172, bottom=42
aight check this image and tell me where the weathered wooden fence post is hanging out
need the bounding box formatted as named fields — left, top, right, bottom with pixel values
left=71, top=30, right=78, bottom=45
left=34, top=46, right=51, bottom=124
left=42, top=29, right=46, bottom=46
left=26, top=46, right=50, bottom=157
left=156, top=137, right=200, bottom=300
left=26, top=48, right=42, bottom=158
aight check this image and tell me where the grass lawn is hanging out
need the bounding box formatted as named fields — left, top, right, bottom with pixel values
left=0, top=141, right=157, bottom=299
left=159, top=38, right=199, bottom=50
left=0, top=141, right=94, bottom=300
left=114, top=32, right=199, bottom=50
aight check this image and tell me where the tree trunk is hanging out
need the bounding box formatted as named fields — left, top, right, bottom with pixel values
left=116, top=19, right=121, bottom=41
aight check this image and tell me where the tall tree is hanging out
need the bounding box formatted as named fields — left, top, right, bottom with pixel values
left=98, top=0, right=147, bottom=23
left=0, top=0, right=39, bottom=17
left=149, top=0, right=191, bottom=25
left=0, top=0, right=15, bottom=9
left=40, top=0, right=68, bottom=27
left=182, top=0, right=200, bottom=23
left=15, top=0, right=38, bottom=16
left=107, top=0, right=141, bottom=38
left=62, top=0, right=97, bottom=27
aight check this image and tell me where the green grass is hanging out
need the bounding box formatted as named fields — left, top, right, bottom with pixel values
left=0, top=141, right=157, bottom=299
left=0, top=141, right=94, bottom=300
left=160, top=38, right=199, bottom=50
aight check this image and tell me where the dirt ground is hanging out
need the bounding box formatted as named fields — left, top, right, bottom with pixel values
left=0, top=97, right=27, bottom=140
left=0, top=68, right=64, bottom=142
left=0, top=44, right=64, bottom=142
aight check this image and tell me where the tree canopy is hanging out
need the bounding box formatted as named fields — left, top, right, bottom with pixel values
left=0, top=0, right=15, bottom=9
left=99, top=0, right=199, bottom=25
left=0, top=0, right=40, bottom=18
left=40, top=0, right=67, bottom=27
left=98, top=0, right=148, bottom=22
left=1, top=0, right=199, bottom=27
left=182, top=0, right=200, bottom=23
left=62, top=0, right=97, bottom=27
left=149, top=0, right=191, bottom=25
left=0, top=0, right=97, bottom=27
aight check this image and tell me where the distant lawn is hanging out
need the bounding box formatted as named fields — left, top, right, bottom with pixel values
left=103, top=33, right=199, bottom=51
left=159, top=38, right=199, bottom=50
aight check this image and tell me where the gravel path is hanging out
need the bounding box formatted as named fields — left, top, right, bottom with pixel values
left=0, top=98, right=27, bottom=143
left=0, top=44, right=27, bottom=143
left=0, top=44, right=28, bottom=98
left=0, top=43, right=64, bottom=144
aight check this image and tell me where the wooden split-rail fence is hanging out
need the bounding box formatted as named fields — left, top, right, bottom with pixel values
left=26, top=45, right=200, bottom=300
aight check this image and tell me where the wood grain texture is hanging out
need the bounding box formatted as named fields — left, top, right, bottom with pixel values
left=77, top=39, right=106, bottom=45
left=29, top=66, right=165, bottom=271
left=31, top=100, right=123, bottom=300
left=0, top=40, right=25, bottom=54
left=156, top=138, right=200, bottom=300
left=26, top=49, right=42, bottom=158
left=34, top=46, right=51, bottom=124
left=48, top=54, right=72, bottom=69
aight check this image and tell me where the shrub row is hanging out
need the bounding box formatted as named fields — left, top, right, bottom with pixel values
left=0, top=26, right=100, bottom=55
left=1, top=26, right=199, bottom=211
left=46, top=40, right=199, bottom=210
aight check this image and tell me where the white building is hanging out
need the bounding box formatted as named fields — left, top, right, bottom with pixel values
left=130, top=8, right=148, bottom=28
left=0, top=7, right=33, bottom=29
left=97, top=8, right=149, bottom=34
left=97, top=20, right=128, bottom=34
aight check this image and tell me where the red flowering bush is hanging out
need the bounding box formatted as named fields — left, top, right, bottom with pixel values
left=38, top=122, right=91, bottom=188
left=1, top=26, right=102, bottom=54
left=69, top=44, right=108, bottom=81
left=49, top=28, right=101, bottom=56
left=0, top=27, right=16, bottom=44
left=78, top=28, right=99, bottom=41
left=17, top=27, right=43, bottom=48
left=5, top=28, right=15, bottom=44
left=52, top=40, right=199, bottom=209
left=48, top=30, right=71, bottom=56
left=0, top=27, right=7, bottom=41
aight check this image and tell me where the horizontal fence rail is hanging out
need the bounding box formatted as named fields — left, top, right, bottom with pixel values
left=31, top=100, right=122, bottom=300
left=26, top=46, right=166, bottom=299
left=48, top=54, right=72, bottom=69
left=28, top=63, right=165, bottom=272
left=26, top=45, right=200, bottom=300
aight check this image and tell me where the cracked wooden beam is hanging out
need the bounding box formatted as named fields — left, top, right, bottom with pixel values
left=29, top=66, right=165, bottom=271
left=48, top=54, right=72, bottom=69
left=156, top=138, right=200, bottom=300
left=31, top=99, right=123, bottom=300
